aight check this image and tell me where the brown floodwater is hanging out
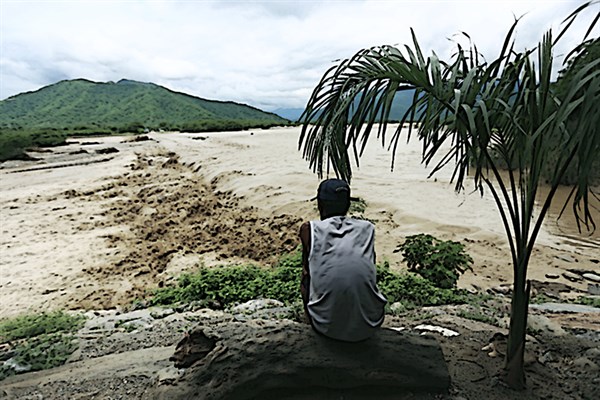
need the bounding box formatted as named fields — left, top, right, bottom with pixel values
left=163, top=125, right=599, bottom=255
left=335, top=125, right=599, bottom=251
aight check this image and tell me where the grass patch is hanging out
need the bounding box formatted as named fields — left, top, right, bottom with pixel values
left=0, top=311, right=85, bottom=380
left=571, top=296, right=600, bottom=308
left=457, top=309, right=499, bottom=326
left=0, top=310, right=85, bottom=341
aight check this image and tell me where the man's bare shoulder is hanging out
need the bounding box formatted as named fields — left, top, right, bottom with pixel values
left=300, top=221, right=311, bottom=233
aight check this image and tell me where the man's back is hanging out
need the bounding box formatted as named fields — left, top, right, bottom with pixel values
left=306, top=216, right=387, bottom=342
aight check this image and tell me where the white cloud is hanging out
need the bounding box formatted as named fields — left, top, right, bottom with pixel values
left=1, top=0, right=597, bottom=110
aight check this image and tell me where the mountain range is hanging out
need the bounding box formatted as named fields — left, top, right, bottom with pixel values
left=273, top=90, right=417, bottom=122
left=0, top=79, right=288, bottom=132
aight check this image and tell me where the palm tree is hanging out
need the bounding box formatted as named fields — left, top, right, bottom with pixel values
left=299, top=3, right=599, bottom=389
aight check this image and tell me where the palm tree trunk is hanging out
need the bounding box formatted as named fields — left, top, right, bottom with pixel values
left=504, top=274, right=531, bottom=389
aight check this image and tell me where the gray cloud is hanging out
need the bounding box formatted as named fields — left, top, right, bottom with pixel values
left=1, top=0, right=597, bottom=110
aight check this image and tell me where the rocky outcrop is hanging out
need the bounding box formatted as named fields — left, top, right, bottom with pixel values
left=153, top=319, right=450, bottom=400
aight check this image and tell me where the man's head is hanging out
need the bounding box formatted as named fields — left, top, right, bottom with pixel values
left=314, top=179, right=351, bottom=220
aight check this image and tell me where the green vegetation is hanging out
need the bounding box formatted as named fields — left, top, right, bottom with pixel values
left=0, top=78, right=290, bottom=161
left=0, top=311, right=85, bottom=341
left=397, top=234, right=473, bottom=289
left=486, top=38, right=600, bottom=185
left=0, top=311, right=85, bottom=380
left=0, top=79, right=288, bottom=130
left=457, top=309, right=499, bottom=326
left=149, top=262, right=301, bottom=308
left=150, top=247, right=304, bottom=308
left=376, top=261, right=471, bottom=309
left=349, top=197, right=367, bottom=214
left=149, top=248, right=473, bottom=312
left=0, top=128, right=68, bottom=161
left=571, top=296, right=600, bottom=308
left=298, top=3, right=597, bottom=389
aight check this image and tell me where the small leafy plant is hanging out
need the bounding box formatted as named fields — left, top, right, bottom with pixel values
left=397, top=234, right=473, bottom=289
left=376, top=261, right=470, bottom=309
left=349, top=197, right=367, bottom=214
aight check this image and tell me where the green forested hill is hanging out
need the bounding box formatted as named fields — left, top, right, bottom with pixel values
left=0, top=79, right=288, bottom=131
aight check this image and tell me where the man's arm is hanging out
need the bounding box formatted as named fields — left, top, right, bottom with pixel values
left=299, top=221, right=311, bottom=309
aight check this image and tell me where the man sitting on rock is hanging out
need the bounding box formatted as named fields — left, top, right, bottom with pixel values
left=299, top=178, right=387, bottom=342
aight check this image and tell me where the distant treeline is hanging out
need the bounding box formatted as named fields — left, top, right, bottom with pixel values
left=0, top=119, right=291, bottom=162
left=0, top=129, right=68, bottom=161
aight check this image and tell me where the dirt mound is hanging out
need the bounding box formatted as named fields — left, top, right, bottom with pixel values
left=58, top=150, right=302, bottom=310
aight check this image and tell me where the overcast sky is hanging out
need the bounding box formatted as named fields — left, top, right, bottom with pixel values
left=1, top=0, right=598, bottom=111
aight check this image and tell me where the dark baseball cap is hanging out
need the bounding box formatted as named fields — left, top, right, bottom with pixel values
left=311, top=179, right=352, bottom=201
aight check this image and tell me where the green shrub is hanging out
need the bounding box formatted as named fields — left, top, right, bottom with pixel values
left=0, top=311, right=85, bottom=380
left=349, top=197, right=367, bottom=214
left=275, top=247, right=302, bottom=269
left=8, top=333, right=78, bottom=370
left=376, top=261, right=470, bottom=308
left=397, top=234, right=473, bottom=289
left=150, top=263, right=302, bottom=308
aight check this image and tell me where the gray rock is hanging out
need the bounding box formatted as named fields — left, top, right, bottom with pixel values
left=584, top=347, right=600, bottom=362
left=556, top=254, right=578, bottom=263
left=562, top=271, right=582, bottom=282
left=414, top=324, right=460, bottom=337
left=230, top=299, right=291, bottom=321
left=527, top=314, right=566, bottom=336
left=154, top=320, right=450, bottom=399
left=530, top=303, right=600, bottom=313
left=3, top=358, right=31, bottom=373
left=81, top=308, right=160, bottom=333
left=490, top=285, right=511, bottom=295
left=573, top=357, right=599, bottom=371
left=230, top=299, right=285, bottom=313
left=156, top=366, right=183, bottom=385
left=588, top=284, right=600, bottom=296
left=390, top=302, right=407, bottom=314
left=539, top=351, right=556, bottom=365
left=150, top=308, right=175, bottom=319
left=421, top=306, right=447, bottom=316
left=120, top=319, right=153, bottom=331
left=582, top=273, right=600, bottom=283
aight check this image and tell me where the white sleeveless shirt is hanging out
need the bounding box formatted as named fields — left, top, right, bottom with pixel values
left=307, top=216, right=387, bottom=342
